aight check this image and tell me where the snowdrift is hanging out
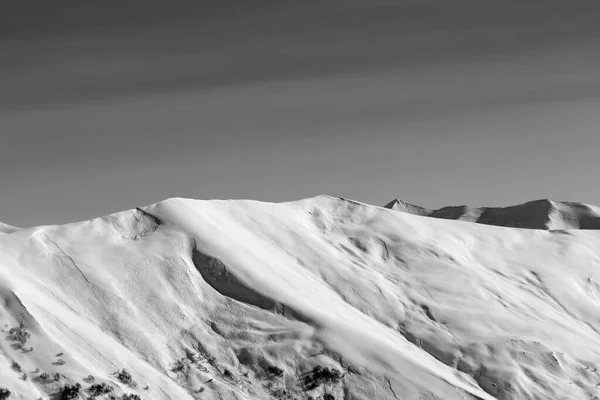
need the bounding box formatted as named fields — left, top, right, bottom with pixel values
left=1, top=196, right=600, bottom=400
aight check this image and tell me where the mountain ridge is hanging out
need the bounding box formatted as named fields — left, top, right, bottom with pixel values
left=2, top=196, right=600, bottom=399
left=0, top=221, right=20, bottom=234
left=7, top=194, right=600, bottom=233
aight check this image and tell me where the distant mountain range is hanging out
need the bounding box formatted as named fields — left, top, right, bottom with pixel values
left=384, top=198, right=600, bottom=230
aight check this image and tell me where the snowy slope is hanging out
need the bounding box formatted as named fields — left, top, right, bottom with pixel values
left=385, top=198, right=600, bottom=230
left=2, top=196, right=600, bottom=400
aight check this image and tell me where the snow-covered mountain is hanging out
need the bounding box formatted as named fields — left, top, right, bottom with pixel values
left=2, top=195, right=600, bottom=400
left=385, top=198, right=600, bottom=230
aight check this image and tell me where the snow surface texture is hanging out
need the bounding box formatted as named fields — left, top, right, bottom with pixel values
left=2, top=196, right=600, bottom=400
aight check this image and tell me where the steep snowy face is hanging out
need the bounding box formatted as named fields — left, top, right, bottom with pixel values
left=2, top=196, right=600, bottom=400
left=385, top=198, right=600, bottom=229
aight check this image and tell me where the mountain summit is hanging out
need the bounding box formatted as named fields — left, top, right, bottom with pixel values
left=384, top=198, right=600, bottom=229
left=1, top=195, right=600, bottom=399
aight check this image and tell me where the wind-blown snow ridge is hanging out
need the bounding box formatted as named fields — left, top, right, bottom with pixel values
left=2, top=195, right=600, bottom=400
left=385, top=198, right=600, bottom=229
left=0, top=221, right=20, bottom=234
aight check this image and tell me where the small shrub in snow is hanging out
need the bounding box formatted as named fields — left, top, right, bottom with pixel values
left=170, top=359, right=189, bottom=373
left=40, top=372, right=50, bottom=381
left=88, top=382, right=113, bottom=396
left=303, top=366, right=343, bottom=390
left=11, top=361, right=21, bottom=372
left=0, top=388, right=10, bottom=400
left=55, top=358, right=66, bottom=365
left=9, top=324, right=31, bottom=346
left=59, top=383, right=81, bottom=400
left=116, top=369, right=136, bottom=387
left=54, top=372, right=62, bottom=381
left=267, top=365, right=284, bottom=377
left=121, top=394, right=142, bottom=400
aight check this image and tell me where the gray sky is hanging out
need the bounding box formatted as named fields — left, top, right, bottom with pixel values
left=2, top=0, right=600, bottom=227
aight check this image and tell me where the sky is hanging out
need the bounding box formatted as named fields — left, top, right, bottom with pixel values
left=2, top=0, right=600, bottom=227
